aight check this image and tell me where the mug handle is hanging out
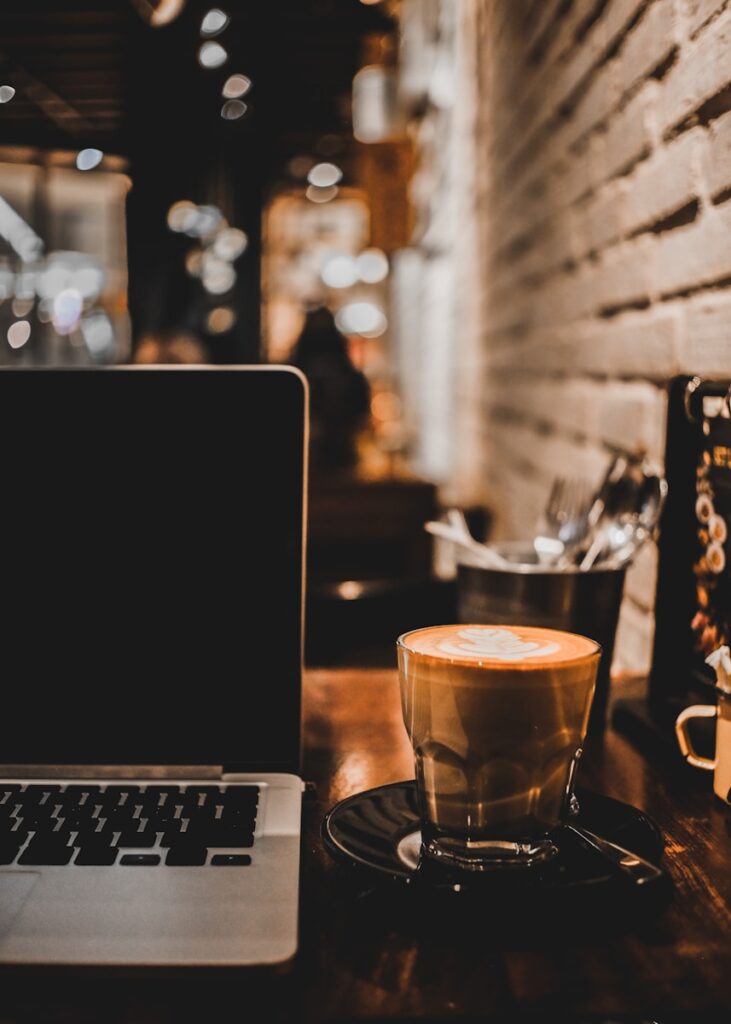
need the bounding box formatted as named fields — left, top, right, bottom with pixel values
left=675, top=705, right=718, bottom=770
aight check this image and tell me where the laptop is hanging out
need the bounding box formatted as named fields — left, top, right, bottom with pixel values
left=0, top=365, right=307, bottom=966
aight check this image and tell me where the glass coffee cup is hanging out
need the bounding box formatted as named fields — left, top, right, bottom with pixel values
left=397, top=624, right=601, bottom=870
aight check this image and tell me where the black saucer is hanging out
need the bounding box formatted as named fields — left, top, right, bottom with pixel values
left=322, top=782, right=672, bottom=917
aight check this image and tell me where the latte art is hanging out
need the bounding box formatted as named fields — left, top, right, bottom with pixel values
left=400, top=623, right=598, bottom=667
left=438, top=627, right=560, bottom=663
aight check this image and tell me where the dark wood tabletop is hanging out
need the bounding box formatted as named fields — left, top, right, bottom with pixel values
left=1, top=669, right=729, bottom=1024
left=296, top=669, right=731, bottom=1024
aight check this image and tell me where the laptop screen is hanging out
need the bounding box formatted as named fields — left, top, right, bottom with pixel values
left=0, top=367, right=305, bottom=770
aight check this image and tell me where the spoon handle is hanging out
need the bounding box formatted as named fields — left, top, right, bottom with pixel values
left=564, top=824, right=664, bottom=886
left=579, top=533, right=604, bottom=571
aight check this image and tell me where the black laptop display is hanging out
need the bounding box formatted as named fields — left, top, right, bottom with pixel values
left=0, top=367, right=305, bottom=771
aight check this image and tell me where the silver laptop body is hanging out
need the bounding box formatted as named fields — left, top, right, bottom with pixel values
left=0, top=366, right=307, bottom=966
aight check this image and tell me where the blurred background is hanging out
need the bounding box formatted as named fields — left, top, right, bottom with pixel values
left=0, top=0, right=454, bottom=667
left=2, top=0, right=731, bottom=681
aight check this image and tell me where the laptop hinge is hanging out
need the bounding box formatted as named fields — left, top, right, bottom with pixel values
left=0, top=765, right=224, bottom=780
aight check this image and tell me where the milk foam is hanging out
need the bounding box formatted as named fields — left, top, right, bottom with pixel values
left=438, top=627, right=560, bottom=662
left=400, top=624, right=598, bottom=666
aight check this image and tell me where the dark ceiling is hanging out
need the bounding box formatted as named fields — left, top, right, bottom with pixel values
left=0, top=0, right=392, bottom=163
left=0, top=0, right=394, bottom=359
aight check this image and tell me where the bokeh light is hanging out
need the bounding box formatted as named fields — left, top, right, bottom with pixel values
left=213, top=227, right=247, bottom=260
left=7, top=320, right=30, bottom=349
left=11, top=297, right=33, bottom=317
left=206, top=306, right=236, bottom=333
left=200, top=8, right=229, bottom=36
left=80, top=312, right=115, bottom=357
left=198, top=41, right=228, bottom=69
left=306, top=184, right=338, bottom=204
left=221, top=99, right=247, bottom=120
left=76, top=148, right=103, bottom=171
left=357, top=248, right=389, bottom=283
left=202, top=254, right=236, bottom=294
left=321, top=253, right=358, bottom=289
left=52, top=289, right=83, bottom=335
left=335, top=302, right=388, bottom=338
left=0, top=86, right=16, bottom=104
left=307, top=162, right=343, bottom=188
left=222, top=74, right=251, bottom=98
left=167, top=200, right=198, bottom=233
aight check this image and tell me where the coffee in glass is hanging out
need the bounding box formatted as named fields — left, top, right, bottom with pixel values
left=397, top=625, right=600, bottom=870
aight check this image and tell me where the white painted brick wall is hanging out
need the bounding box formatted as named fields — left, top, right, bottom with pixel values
left=402, top=0, right=731, bottom=676
left=685, top=0, right=730, bottom=38
left=704, top=107, right=731, bottom=197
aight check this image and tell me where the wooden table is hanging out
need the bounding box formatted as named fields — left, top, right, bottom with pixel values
left=1, top=670, right=729, bottom=1023
left=296, top=670, right=731, bottom=1023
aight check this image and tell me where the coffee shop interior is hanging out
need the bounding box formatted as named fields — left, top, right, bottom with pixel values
left=0, top=0, right=730, bottom=1019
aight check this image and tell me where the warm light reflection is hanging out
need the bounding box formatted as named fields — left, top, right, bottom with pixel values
left=321, top=253, right=358, bottom=289
left=76, top=148, right=103, bottom=171
left=206, top=306, right=236, bottom=333
left=7, top=320, right=31, bottom=349
left=133, top=0, right=186, bottom=27
left=200, top=8, right=229, bottom=36
left=288, top=155, right=314, bottom=179
left=338, top=580, right=364, bottom=600
left=0, top=86, right=15, bottom=104
left=357, top=247, right=389, bottom=283
left=371, top=391, right=401, bottom=422
left=198, top=41, right=227, bottom=69
left=185, top=249, right=203, bottom=276
left=221, top=99, right=247, bottom=120
left=305, top=184, right=338, bottom=204
left=335, top=301, right=387, bottom=337
left=222, top=74, right=251, bottom=99
left=307, top=162, right=343, bottom=188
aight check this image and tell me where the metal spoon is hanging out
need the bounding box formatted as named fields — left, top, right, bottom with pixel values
left=563, top=823, right=665, bottom=887
left=579, top=462, right=667, bottom=570
left=424, top=520, right=514, bottom=569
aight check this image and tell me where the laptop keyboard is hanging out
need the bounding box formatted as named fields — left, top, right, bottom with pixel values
left=0, top=783, right=259, bottom=866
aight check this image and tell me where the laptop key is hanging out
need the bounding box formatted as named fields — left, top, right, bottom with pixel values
left=59, top=785, right=101, bottom=802
left=0, top=840, right=23, bottom=865
left=18, top=837, right=73, bottom=866
left=120, top=854, right=160, bottom=866
left=210, top=854, right=252, bottom=866
left=75, top=845, right=118, bottom=866
left=18, top=808, right=56, bottom=830
left=165, top=844, right=207, bottom=866
left=142, top=786, right=180, bottom=799
left=184, top=786, right=221, bottom=799
left=160, top=824, right=183, bottom=847
left=0, top=785, right=21, bottom=805
left=74, top=827, right=104, bottom=846
left=186, top=825, right=254, bottom=848
left=116, top=828, right=158, bottom=849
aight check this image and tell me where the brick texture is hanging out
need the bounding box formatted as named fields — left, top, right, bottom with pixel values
left=406, top=0, right=731, bottom=674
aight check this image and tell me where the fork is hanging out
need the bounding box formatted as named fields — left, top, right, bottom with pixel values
left=533, top=476, right=592, bottom=566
